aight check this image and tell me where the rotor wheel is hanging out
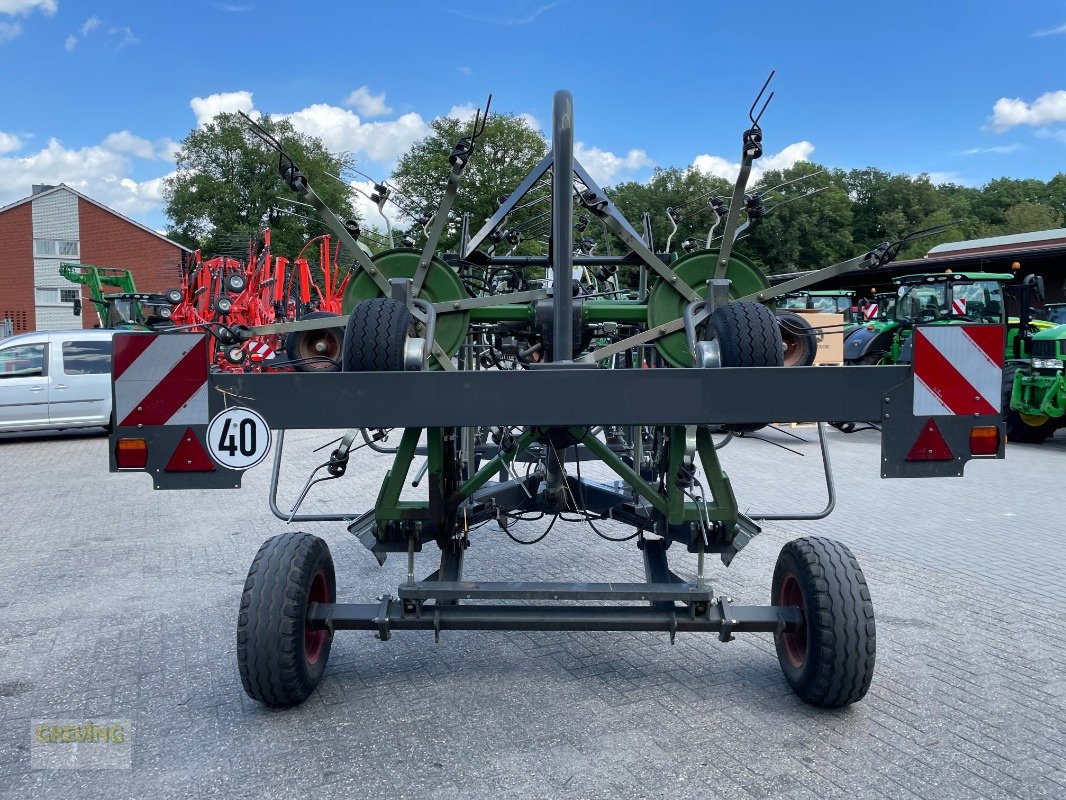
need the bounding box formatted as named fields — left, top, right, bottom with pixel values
left=647, top=249, right=770, bottom=368
left=772, top=537, right=876, bottom=708
left=285, top=311, right=343, bottom=371
left=343, top=248, right=469, bottom=368
left=237, top=532, right=336, bottom=707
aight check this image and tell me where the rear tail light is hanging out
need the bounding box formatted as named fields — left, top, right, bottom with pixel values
left=969, top=426, right=1000, bottom=456
left=115, top=438, right=148, bottom=469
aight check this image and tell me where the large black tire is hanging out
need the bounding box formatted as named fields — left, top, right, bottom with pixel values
left=711, top=301, right=784, bottom=367
left=237, top=532, right=336, bottom=707
left=1002, top=363, right=1056, bottom=443
left=342, top=299, right=412, bottom=372
left=772, top=537, right=876, bottom=708
left=775, top=311, right=817, bottom=367
left=285, top=311, right=343, bottom=372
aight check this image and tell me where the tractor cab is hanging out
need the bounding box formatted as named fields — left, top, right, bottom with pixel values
left=892, top=272, right=1009, bottom=326
left=844, top=272, right=1009, bottom=364
left=779, top=290, right=859, bottom=323
left=91, top=293, right=175, bottom=331
left=1044, top=303, right=1066, bottom=326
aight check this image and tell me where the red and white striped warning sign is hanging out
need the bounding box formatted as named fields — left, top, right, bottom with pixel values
left=863, top=303, right=878, bottom=320
left=912, top=325, right=1004, bottom=416
left=244, top=340, right=276, bottom=360
left=113, top=333, right=209, bottom=427
left=951, top=297, right=967, bottom=315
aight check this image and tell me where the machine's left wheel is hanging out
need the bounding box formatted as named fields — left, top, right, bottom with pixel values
left=237, top=532, right=336, bottom=707
left=772, top=536, right=876, bottom=708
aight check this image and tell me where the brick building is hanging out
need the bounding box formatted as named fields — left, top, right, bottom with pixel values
left=0, top=184, right=190, bottom=333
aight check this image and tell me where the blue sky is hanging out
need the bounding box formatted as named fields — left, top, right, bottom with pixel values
left=1, top=0, right=1064, bottom=231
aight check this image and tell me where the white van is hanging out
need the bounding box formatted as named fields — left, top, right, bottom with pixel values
left=0, top=329, right=123, bottom=433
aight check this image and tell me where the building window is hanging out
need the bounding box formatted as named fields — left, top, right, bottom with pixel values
left=34, top=239, right=79, bottom=258
left=62, top=341, right=111, bottom=375
left=35, top=287, right=79, bottom=305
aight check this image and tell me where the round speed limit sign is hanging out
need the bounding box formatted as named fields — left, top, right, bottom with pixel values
left=207, top=407, right=272, bottom=470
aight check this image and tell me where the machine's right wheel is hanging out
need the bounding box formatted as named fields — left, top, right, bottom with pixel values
left=285, top=311, right=343, bottom=372
left=237, top=532, right=336, bottom=707
left=1002, top=364, right=1055, bottom=443
left=342, top=299, right=412, bottom=372
left=775, top=311, right=817, bottom=367
left=772, top=536, right=876, bottom=708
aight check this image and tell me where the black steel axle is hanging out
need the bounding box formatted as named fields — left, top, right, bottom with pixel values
left=307, top=597, right=801, bottom=635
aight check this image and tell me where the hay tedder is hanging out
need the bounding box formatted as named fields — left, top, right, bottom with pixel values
left=108, top=85, right=1006, bottom=709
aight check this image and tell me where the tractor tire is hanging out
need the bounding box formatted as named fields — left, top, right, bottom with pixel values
left=772, top=537, right=876, bottom=708
left=710, top=301, right=783, bottom=433
left=342, top=299, right=412, bottom=372
left=1002, top=363, right=1056, bottom=443
left=775, top=311, right=817, bottom=367
left=237, top=532, right=336, bottom=707
left=285, top=311, right=343, bottom=372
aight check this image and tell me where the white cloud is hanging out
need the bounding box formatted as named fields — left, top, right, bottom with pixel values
left=190, top=90, right=256, bottom=126
left=0, top=136, right=173, bottom=217
left=990, top=90, right=1066, bottom=131
left=155, top=138, right=180, bottom=161
left=344, top=86, right=392, bottom=118
left=961, top=143, right=1021, bottom=155
left=0, top=21, right=20, bottom=42
left=446, top=103, right=479, bottom=122
left=101, top=131, right=156, bottom=160
left=282, top=104, right=430, bottom=162
left=691, top=140, right=815, bottom=184
left=0, top=1, right=57, bottom=15
left=574, top=143, right=653, bottom=185
left=445, top=1, right=566, bottom=26
left=457, top=66, right=472, bottom=76
left=109, top=26, right=139, bottom=49
left=1032, top=23, right=1066, bottom=37
left=64, top=16, right=103, bottom=50
left=0, top=131, right=22, bottom=152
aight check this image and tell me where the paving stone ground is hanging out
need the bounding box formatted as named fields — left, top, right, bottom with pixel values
left=0, top=424, right=1063, bottom=799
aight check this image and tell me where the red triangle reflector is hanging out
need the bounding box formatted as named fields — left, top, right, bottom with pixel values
left=906, top=418, right=954, bottom=461
left=165, top=427, right=217, bottom=472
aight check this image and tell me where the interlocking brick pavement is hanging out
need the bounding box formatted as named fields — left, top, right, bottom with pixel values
left=0, top=425, right=1062, bottom=799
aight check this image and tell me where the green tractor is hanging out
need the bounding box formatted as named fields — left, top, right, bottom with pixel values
left=1003, top=277, right=1064, bottom=443
left=59, top=263, right=177, bottom=331
left=844, top=270, right=1063, bottom=442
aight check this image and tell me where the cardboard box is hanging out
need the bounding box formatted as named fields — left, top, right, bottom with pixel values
left=792, top=310, right=844, bottom=365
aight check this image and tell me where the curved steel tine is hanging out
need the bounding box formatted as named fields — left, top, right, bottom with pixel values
left=748, top=69, right=776, bottom=126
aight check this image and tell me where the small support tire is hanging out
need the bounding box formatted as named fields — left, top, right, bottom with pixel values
left=342, top=299, right=412, bottom=372
left=237, top=532, right=336, bottom=707
left=772, top=536, right=876, bottom=708
left=711, top=301, right=783, bottom=432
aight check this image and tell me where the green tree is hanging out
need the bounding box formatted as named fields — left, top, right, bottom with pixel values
left=163, top=113, right=357, bottom=260
left=740, top=163, right=854, bottom=273
left=391, top=113, right=548, bottom=252
left=996, top=201, right=1063, bottom=235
